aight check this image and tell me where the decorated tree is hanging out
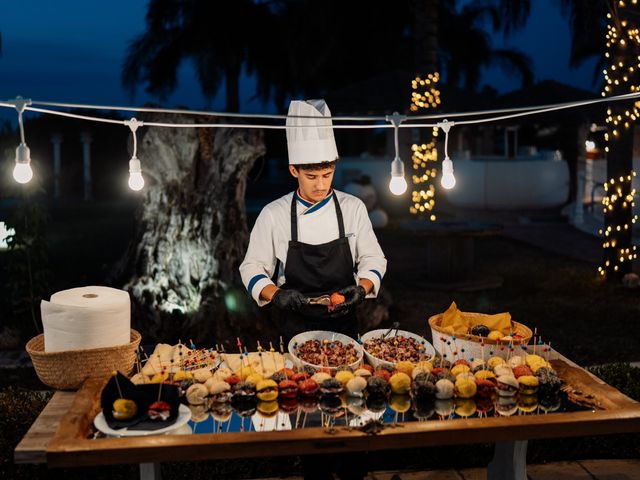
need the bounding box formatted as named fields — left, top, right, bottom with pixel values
left=111, top=117, right=265, bottom=342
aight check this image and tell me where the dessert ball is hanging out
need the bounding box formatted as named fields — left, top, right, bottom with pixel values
left=512, top=365, right=533, bottom=379
left=335, top=370, right=355, bottom=387
left=450, top=364, right=471, bottom=378
left=366, top=376, right=390, bottom=397
left=389, top=372, right=411, bottom=395
left=435, top=379, right=455, bottom=400
left=395, top=361, right=415, bottom=377
left=471, top=324, right=491, bottom=337
left=186, top=383, right=209, bottom=405
left=487, top=356, right=506, bottom=370
left=455, top=377, right=477, bottom=398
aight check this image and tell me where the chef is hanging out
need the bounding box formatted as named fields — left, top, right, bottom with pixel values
left=240, top=99, right=387, bottom=340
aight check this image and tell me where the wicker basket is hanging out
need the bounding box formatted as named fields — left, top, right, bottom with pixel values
left=26, top=329, right=141, bottom=390
left=428, top=313, right=532, bottom=361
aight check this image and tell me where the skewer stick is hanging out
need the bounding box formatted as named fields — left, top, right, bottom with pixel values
left=112, top=371, right=123, bottom=398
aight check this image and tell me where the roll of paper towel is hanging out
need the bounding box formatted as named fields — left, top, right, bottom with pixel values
left=41, top=286, right=131, bottom=352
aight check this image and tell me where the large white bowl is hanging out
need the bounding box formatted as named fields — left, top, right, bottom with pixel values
left=360, top=329, right=435, bottom=369
left=288, top=330, right=363, bottom=372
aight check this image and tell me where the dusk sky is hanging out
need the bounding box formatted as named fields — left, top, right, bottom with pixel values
left=0, top=0, right=600, bottom=124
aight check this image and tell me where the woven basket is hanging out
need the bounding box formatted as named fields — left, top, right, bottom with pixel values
left=26, top=329, right=141, bottom=390
left=428, top=313, right=532, bottom=361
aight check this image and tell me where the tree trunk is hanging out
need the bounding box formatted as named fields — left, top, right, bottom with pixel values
left=111, top=115, right=265, bottom=343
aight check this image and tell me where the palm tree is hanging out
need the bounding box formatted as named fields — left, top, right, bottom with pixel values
left=122, top=0, right=272, bottom=112
left=439, top=2, right=533, bottom=91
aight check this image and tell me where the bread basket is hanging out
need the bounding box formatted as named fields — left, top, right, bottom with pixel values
left=26, top=329, right=141, bottom=390
left=428, top=313, right=532, bottom=361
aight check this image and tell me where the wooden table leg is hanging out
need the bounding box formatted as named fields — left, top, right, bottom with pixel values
left=140, top=462, right=162, bottom=480
left=487, top=440, right=528, bottom=480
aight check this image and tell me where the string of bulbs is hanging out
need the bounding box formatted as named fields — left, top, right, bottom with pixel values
left=2, top=91, right=640, bottom=194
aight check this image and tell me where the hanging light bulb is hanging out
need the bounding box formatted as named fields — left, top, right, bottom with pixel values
left=9, top=97, right=34, bottom=184
left=441, top=156, right=456, bottom=189
left=128, top=156, right=144, bottom=191
left=124, top=117, right=145, bottom=191
left=389, top=156, right=407, bottom=195
left=386, top=112, right=407, bottom=195
left=438, top=119, right=456, bottom=190
left=13, top=143, right=33, bottom=184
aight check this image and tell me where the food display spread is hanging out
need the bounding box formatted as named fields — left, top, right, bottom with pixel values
left=91, top=316, right=591, bottom=438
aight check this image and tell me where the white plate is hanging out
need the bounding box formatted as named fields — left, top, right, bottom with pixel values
left=94, top=404, right=192, bottom=437
left=360, top=329, right=436, bottom=369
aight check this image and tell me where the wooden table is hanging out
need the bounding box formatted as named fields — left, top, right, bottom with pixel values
left=15, top=351, right=640, bottom=480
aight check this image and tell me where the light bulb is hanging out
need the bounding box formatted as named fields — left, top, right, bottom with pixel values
left=13, top=163, right=33, bottom=184
left=389, top=176, right=407, bottom=195
left=441, top=156, right=456, bottom=190
left=13, top=143, right=33, bottom=184
left=128, top=156, right=145, bottom=191
left=389, top=156, right=407, bottom=195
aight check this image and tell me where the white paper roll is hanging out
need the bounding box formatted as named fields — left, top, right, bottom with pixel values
left=41, top=286, right=131, bottom=352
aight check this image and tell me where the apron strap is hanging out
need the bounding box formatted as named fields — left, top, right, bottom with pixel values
left=332, top=193, right=346, bottom=239
left=290, top=194, right=298, bottom=242
left=290, top=191, right=346, bottom=241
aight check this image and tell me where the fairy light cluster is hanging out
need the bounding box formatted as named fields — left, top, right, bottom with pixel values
left=598, top=1, right=639, bottom=277
left=410, top=73, right=441, bottom=112
left=598, top=172, right=639, bottom=275
left=409, top=75, right=441, bottom=221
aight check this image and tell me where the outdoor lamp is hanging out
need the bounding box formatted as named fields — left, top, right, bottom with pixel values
left=438, top=119, right=456, bottom=190
left=389, top=156, right=407, bottom=195
left=128, top=156, right=144, bottom=191
left=9, top=96, right=34, bottom=184
left=125, top=117, right=145, bottom=191
left=440, top=156, right=456, bottom=189
left=386, top=112, right=408, bottom=196
left=13, top=143, right=33, bottom=184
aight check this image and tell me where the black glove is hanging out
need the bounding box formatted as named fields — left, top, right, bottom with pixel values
left=334, top=285, right=366, bottom=311
left=271, top=289, right=307, bottom=312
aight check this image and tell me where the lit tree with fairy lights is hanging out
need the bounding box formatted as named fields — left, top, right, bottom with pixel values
left=597, top=0, right=639, bottom=278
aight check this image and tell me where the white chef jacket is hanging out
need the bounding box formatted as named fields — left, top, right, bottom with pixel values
left=240, top=189, right=387, bottom=306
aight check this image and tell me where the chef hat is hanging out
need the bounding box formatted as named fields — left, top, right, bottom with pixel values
left=286, top=99, right=339, bottom=165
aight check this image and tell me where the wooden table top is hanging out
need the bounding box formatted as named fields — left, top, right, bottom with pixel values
left=14, top=351, right=640, bottom=468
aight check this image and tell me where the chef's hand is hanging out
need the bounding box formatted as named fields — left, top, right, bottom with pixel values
left=271, top=288, right=307, bottom=312
left=334, top=285, right=366, bottom=311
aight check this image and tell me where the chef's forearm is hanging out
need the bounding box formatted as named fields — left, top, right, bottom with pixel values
left=260, top=284, right=279, bottom=302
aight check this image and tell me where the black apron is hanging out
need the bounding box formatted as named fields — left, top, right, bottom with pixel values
left=279, top=193, right=359, bottom=341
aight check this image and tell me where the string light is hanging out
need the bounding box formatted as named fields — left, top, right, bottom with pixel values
left=409, top=73, right=441, bottom=219
left=124, top=117, right=145, bottom=191
left=437, top=120, right=456, bottom=189
left=598, top=1, right=639, bottom=278
left=9, top=96, right=34, bottom=184
left=386, top=112, right=408, bottom=195
left=1, top=89, right=639, bottom=210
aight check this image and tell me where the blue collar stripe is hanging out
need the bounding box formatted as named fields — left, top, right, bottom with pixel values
left=247, top=274, right=268, bottom=295
left=295, top=192, right=313, bottom=207
left=304, top=193, right=333, bottom=215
